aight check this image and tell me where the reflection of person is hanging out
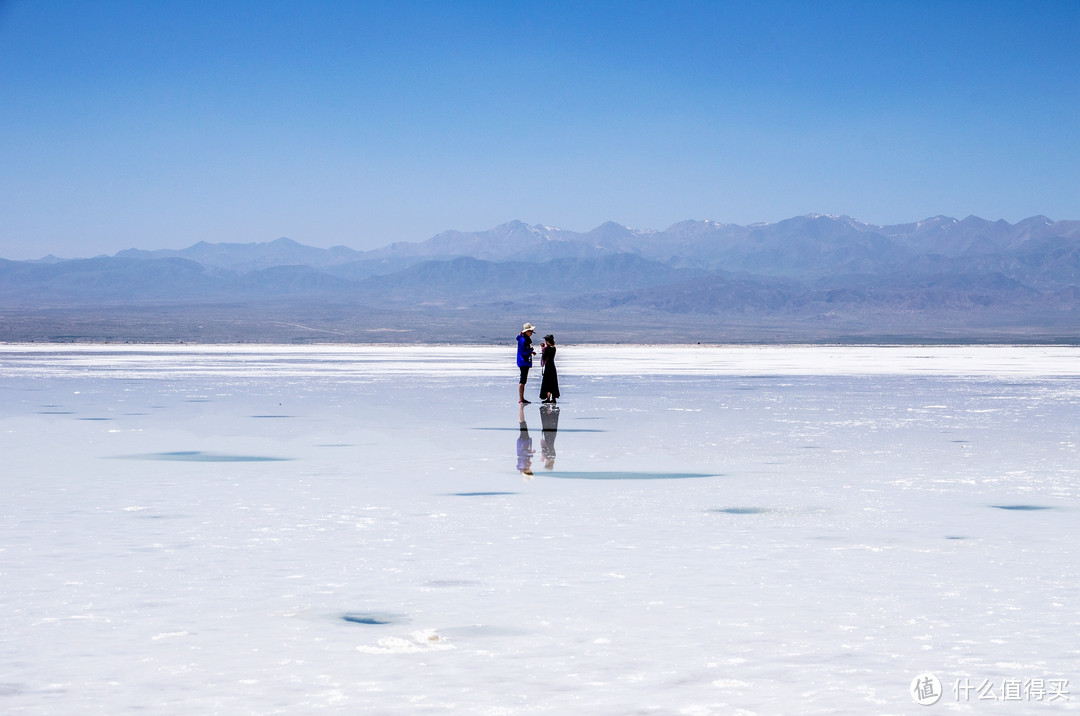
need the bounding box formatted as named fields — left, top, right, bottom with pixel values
left=517, top=323, right=536, bottom=405
left=539, top=404, right=560, bottom=470
left=539, top=334, right=560, bottom=404
left=516, top=404, right=534, bottom=476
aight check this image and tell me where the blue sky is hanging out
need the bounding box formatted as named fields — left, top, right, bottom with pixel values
left=1, top=0, right=1078, bottom=259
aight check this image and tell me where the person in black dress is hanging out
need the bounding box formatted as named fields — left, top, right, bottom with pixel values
left=539, top=334, right=560, bottom=404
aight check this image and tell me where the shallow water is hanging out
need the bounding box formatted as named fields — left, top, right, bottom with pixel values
left=1, top=344, right=1078, bottom=714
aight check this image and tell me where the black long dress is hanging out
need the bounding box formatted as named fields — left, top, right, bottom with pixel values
left=539, top=344, right=560, bottom=401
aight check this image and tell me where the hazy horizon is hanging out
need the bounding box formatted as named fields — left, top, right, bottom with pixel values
left=5, top=212, right=1077, bottom=263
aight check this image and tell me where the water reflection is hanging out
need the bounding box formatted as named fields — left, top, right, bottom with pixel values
left=511, top=405, right=716, bottom=481
left=517, top=405, right=534, bottom=477
left=540, top=405, right=559, bottom=471
left=517, top=404, right=562, bottom=476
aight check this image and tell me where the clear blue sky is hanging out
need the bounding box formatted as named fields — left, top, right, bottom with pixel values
left=1, top=0, right=1078, bottom=259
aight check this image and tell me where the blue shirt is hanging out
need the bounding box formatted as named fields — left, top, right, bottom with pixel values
left=517, top=333, right=533, bottom=368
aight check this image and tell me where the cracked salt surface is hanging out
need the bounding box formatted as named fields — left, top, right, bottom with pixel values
left=1, top=344, right=1079, bottom=714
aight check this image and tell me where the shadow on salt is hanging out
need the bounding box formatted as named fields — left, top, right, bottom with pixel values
left=544, top=471, right=718, bottom=480
left=109, top=451, right=292, bottom=462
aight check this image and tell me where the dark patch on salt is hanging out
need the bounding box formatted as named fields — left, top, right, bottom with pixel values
left=341, top=612, right=405, bottom=626
left=450, top=491, right=518, bottom=496
left=111, top=451, right=291, bottom=462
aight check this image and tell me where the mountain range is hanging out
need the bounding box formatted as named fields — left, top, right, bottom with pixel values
left=3, top=214, right=1080, bottom=343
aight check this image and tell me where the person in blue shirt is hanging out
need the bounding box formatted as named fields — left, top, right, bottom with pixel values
left=517, top=323, right=536, bottom=404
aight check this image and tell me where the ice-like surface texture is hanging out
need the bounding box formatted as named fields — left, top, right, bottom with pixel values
left=2, top=344, right=1078, bottom=714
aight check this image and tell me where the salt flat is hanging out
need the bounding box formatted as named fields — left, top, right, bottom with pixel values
left=1, top=345, right=1078, bottom=714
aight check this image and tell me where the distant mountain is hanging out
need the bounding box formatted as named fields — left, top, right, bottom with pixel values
left=350, top=254, right=706, bottom=306
left=361, top=220, right=570, bottom=262
left=3, top=214, right=1080, bottom=343
left=0, top=257, right=223, bottom=303
left=116, top=237, right=365, bottom=272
